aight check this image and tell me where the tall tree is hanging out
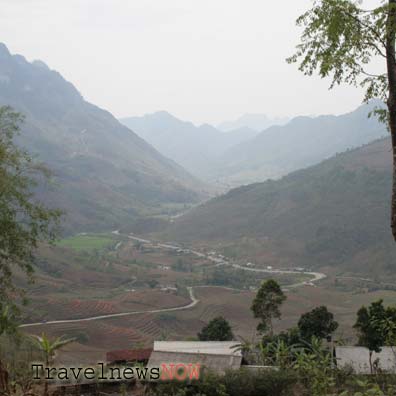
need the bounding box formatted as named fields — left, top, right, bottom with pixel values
left=288, top=0, right=396, bottom=240
left=0, top=106, right=60, bottom=332
left=251, top=279, right=286, bottom=335
left=198, top=316, right=234, bottom=341
left=353, top=299, right=388, bottom=373
left=298, top=306, right=339, bottom=341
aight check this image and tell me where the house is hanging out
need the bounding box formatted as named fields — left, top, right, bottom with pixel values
left=106, top=348, right=153, bottom=365
left=336, top=346, right=396, bottom=374
left=147, top=341, right=242, bottom=375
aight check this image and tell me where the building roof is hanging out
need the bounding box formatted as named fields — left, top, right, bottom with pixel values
left=106, top=348, right=153, bottom=363
left=336, top=346, right=396, bottom=374
left=153, top=341, right=242, bottom=357
left=147, top=350, right=242, bottom=375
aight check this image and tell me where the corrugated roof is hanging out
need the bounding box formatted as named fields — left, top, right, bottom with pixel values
left=106, top=348, right=153, bottom=363
left=153, top=341, right=242, bottom=357
left=147, top=350, right=242, bottom=375
left=336, top=346, right=396, bottom=374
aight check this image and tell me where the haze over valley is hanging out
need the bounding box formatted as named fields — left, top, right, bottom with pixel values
left=121, top=102, right=387, bottom=188
left=3, top=1, right=396, bottom=392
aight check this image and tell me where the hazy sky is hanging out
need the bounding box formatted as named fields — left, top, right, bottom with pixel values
left=1, top=0, right=384, bottom=125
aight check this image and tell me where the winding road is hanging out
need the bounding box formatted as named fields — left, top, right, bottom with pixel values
left=20, top=232, right=326, bottom=328
left=20, top=287, right=198, bottom=328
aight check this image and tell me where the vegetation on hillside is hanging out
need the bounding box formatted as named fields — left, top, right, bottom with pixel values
left=165, top=138, right=396, bottom=277
left=0, top=106, right=60, bottom=332
left=288, top=0, right=396, bottom=241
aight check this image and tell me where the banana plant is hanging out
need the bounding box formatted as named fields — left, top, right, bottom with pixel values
left=30, top=334, right=75, bottom=396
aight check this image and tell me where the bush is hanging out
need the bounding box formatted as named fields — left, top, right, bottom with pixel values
left=147, top=368, right=297, bottom=396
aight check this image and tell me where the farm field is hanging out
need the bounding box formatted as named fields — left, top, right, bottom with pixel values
left=19, top=232, right=396, bottom=364
left=56, top=234, right=116, bottom=252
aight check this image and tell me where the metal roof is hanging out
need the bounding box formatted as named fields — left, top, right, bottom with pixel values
left=147, top=350, right=242, bottom=375
left=153, top=341, right=242, bottom=357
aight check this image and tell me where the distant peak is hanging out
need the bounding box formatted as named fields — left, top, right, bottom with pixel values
left=151, top=110, right=175, bottom=119
left=32, top=60, right=50, bottom=70
left=0, top=43, right=11, bottom=59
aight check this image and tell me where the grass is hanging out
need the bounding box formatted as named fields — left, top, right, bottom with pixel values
left=57, top=234, right=115, bottom=252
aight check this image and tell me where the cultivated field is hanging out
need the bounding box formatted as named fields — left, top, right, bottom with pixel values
left=19, top=232, right=396, bottom=364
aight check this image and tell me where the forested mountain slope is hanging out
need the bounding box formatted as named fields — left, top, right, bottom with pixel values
left=165, top=138, right=396, bottom=275
left=0, top=43, right=207, bottom=232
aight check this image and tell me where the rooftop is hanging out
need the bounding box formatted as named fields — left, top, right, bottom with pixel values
left=153, top=341, right=242, bottom=357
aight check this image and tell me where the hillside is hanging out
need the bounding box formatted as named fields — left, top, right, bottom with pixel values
left=164, top=138, right=396, bottom=276
left=122, top=104, right=387, bottom=188
left=120, top=111, right=258, bottom=179
left=216, top=103, right=388, bottom=186
left=0, top=43, right=207, bottom=232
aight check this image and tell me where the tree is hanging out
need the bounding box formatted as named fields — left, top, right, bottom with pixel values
left=147, top=279, right=159, bottom=288
left=288, top=0, right=396, bottom=240
left=353, top=299, right=388, bottom=373
left=251, top=279, right=286, bottom=335
left=30, top=334, right=75, bottom=396
left=0, top=106, right=61, bottom=333
left=298, top=306, right=339, bottom=341
left=198, top=316, right=234, bottom=341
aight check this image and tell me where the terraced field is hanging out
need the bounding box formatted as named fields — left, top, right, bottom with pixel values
left=20, top=233, right=396, bottom=365
left=24, top=290, right=190, bottom=322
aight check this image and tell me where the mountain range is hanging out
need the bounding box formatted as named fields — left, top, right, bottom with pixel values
left=164, top=137, right=396, bottom=277
left=122, top=103, right=387, bottom=188
left=0, top=43, right=207, bottom=233
left=120, top=111, right=259, bottom=179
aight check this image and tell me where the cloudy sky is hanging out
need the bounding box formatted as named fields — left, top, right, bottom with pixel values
left=1, top=0, right=384, bottom=125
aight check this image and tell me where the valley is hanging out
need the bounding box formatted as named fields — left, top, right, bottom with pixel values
left=17, top=230, right=396, bottom=365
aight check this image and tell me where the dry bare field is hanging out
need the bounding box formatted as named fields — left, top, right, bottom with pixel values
left=19, top=234, right=396, bottom=364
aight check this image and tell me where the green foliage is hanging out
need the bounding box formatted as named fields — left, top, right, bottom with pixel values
left=148, top=369, right=297, bottom=396
left=298, top=305, right=339, bottom=341
left=0, top=306, right=19, bottom=339
left=57, top=234, right=115, bottom=252
left=354, top=300, right=389, bottom=353
left=259, top=339, right=297, bottom=369
left=30, top=333, right=75, bottom=365
left=198, top=316, right=234, bottom=341
left=251, top=279, right=286, bottom=335
left=293, top=337, right=335, bottom=396
left=0, top=106, right=61, bottom=334
left=147, top=279, right=159, bottom=289
left=29, top=333, right=75, bottom=396
left=353, top=300, right=396, bottom=373
left=287, top=0, right=389, bottom=116
left=339, top=378, right=396, bottom=396
left=174, top=258, right=192, bottom=272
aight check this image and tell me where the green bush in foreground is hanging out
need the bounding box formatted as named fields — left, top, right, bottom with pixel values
left=147, top=369, right=297, bottom=396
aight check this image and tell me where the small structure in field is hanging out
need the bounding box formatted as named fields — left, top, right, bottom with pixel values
left=147, top=341, right=242, bottom=375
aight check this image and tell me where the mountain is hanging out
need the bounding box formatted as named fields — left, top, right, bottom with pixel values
left=120, top=111, right=258, bottom=179
left=122, top=104, right=387, bottom=189
left=0, top=43, right=207, bottom=232
left=216, top=102, right=388, bottom=186
left=217, top=113, right=289, bottom=132
left=164, top=137, right=396, bottom=277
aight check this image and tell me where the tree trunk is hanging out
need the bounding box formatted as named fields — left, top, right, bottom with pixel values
left=44, top=356, right=49, bottom=396
left=369, top=350, right=373, bottom=374
left=386, top=0, right=396, bottom=240
left=0, top=359, right=9, bottom=394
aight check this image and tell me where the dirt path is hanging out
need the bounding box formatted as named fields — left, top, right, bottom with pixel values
left=19, top=287, right=198, bottom=328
